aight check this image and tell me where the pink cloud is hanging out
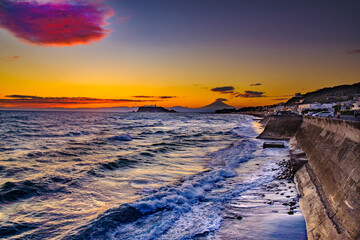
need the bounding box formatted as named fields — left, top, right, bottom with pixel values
left=0, top=0, right=114, bottom=46
left=347, top=49, right=360, bottom=54
left=117, top=14, right=133, bottom=23
left=2, top=55, right=20, bottom=61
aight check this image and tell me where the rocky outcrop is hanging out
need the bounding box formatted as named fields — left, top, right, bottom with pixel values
left=137, top=106, right=176, bottom=113
left=258, top=116, right=360, bottom=239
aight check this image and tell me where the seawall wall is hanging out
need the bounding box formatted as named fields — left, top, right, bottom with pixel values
left=294, top=117, right=360, bottom=239
left=258, top=116, right=360, bottom=239
left=257, top=115, right=303, bottom=140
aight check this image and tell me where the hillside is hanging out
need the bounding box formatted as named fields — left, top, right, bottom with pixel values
left=286, top=82, right=360, bottom=105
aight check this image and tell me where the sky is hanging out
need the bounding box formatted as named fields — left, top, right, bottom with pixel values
left=0, top=0, right=359, bottom=109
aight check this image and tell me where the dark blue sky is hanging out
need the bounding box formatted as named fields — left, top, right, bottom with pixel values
left=108, top=0, right=360, bottom=48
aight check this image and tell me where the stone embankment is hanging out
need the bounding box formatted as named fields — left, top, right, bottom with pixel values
left=258, top=115, right=360, bottom=240
left=257, top=116, right=303, bottom=140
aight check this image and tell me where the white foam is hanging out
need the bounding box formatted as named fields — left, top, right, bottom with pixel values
left=109, top=124, right=261, bottom=239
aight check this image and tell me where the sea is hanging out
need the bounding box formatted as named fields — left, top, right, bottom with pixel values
left=0, top=111, right=307, bottom=239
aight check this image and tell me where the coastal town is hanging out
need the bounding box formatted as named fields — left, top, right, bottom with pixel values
left=254, top=93, right=360, bottom=119
left=221, top=82, right=360, bottom=121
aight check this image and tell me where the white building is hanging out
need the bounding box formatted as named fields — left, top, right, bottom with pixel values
left=298, top=103, right=334, bottom=113
left=339, top=100, right=355, bottom=110
left=353, top=94, right=360, bottom=101
left=352, top=101, right=360, bottom=110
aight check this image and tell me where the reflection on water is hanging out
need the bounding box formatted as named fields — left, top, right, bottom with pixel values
left=0, top=111, right=247, bottom=239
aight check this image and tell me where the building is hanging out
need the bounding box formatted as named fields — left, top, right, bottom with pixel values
left=339, top=100, right=355, bottom=110
left=353, top=94, right=360, bottom=101
left=297, top=103, right=334, bottom=114
left=352, top=101, right=360, bottom=111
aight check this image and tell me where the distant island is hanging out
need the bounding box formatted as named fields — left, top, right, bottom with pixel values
left=137, top=99, right=234, bottom=113
left=137, top=106, right=177, bottom=113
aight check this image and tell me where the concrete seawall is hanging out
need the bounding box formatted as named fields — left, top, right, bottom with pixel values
left=257, top=115, right=303, bottom=140
left=258, top=116, right=360, bottom=239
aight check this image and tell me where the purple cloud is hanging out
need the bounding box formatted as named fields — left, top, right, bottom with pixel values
left=132, top=96, right=177, bottom=99
left=0, top=0, right=114, bottom=46
left=347, top=49, right=360, bottom=54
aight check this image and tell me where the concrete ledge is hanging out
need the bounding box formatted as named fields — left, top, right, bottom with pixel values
left=263, top=142, right=285, bottom=149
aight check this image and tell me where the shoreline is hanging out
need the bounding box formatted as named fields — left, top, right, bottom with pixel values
left=212, top=117, right=307, bottom=239
left=215, top=159, right=307, bottom=239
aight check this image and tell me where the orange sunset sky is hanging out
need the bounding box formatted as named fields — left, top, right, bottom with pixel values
left=0, top=0, right=359, bottom=109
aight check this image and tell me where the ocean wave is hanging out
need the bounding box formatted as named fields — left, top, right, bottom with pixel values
left=0, top=146, right=13, bottom=152
left=0, top=112, right=258, bottom=239
left=64, top=131, right=90, bottom=137
left=21, top=133, right=64, bottom=138
left=116, top=122, right=164, bottom=130
left=0, top=222, right=38, bottom=238
left=140, top=152, right=155, bottom=157
left=95, top=157, right=140, bottom=172
left=64, top=138, right=258, bottom=240
left=108, top=134, right=132, bottom=141
left=147, top=147, right=172, bottom=153
left=0, top=175, right=74, bottom=203
left=27, top=151, right=44, bottom=158
left=1, top=166, right=37, bottom=177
